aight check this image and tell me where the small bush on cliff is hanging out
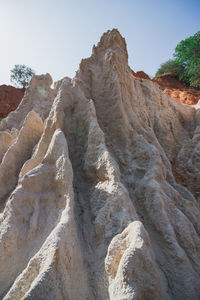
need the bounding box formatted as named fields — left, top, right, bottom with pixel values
left=10, top=64, right=35, bottom=88
left=156, top=31, right=200, bottom=87
left=155, top=59, right=183, bottom=77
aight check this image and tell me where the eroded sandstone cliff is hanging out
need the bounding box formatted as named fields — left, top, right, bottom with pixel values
left=0, top=29, right=200, bottom=300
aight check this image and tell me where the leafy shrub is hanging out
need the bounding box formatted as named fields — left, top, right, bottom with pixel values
left=174, top=31, right=200, bottom=87
left=156, top=31, right=200, bottom=87
left=155, top=59, right=183, bottom=77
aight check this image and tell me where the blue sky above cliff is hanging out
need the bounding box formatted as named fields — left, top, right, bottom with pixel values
left=0, top=0, right=199, bottom=85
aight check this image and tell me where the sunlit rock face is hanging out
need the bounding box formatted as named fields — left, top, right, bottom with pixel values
left=0, top=29, right=200, bottom=300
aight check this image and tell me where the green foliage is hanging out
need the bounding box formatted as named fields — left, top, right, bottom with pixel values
left=10, top=64, right=35, bottom=88
left=174, top=31, right=200, bottom=87
left=155, top=31, right=200, bottom=87
left=0, top=118, right=3, bottom=122
left=155, top=59, right=183, bottom=77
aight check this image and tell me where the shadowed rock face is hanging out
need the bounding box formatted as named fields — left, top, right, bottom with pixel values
left=0, top=29, right=200, bottom=300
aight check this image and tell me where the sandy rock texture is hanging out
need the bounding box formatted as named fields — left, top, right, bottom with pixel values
left=0, top=29, right=200, bottom=300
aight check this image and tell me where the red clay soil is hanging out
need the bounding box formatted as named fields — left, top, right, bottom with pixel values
left=133, top=71, right=150, bottom=80
left=152, top=74, right=200, bottom=105
left=131, top=70, right=200, bottom=105
left=0, top=85, right=25, bottom=118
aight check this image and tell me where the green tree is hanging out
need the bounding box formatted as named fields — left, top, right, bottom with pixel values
left=155, top=59, right=183, bottom=77
left=174, top=31, right=200, bottom=87
left=10, top=64, right=35, bottom=88
left=155, top=31, right=200, bottom=88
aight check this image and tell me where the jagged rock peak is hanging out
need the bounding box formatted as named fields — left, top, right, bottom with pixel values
left=75, top=29, right=129, bottom=100
left=93, top=28, right=127, bottom=54
left=29, top=73, right=53, bottom=89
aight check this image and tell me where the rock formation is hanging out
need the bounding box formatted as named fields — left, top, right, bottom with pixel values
left=0, top=29, right=200, bottom=299
left=0, top=85, right=25, bottom=118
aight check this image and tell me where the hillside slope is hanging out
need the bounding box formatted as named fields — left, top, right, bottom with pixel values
left=131, top=71, right=200, bottom=105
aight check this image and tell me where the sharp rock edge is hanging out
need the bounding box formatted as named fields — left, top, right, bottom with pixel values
left=0, top=29, right=200, bottom=300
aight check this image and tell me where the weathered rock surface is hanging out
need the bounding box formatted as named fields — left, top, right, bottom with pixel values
left=0, top=85, right=25, bottom=118
left=0, top=29, right=200, bottom=300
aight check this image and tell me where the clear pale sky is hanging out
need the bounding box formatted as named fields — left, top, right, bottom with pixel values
left=0, top=0, right=199, bottom=85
